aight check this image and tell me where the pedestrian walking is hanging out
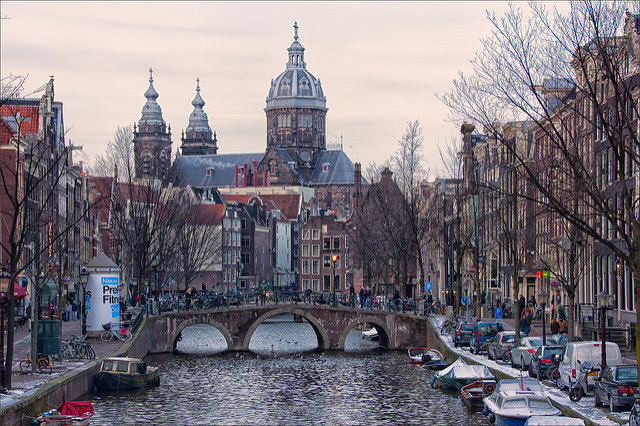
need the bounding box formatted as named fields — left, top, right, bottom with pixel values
left=72, top=300, right=78, bottom=321
left=359, top=287, right=365, bottom=308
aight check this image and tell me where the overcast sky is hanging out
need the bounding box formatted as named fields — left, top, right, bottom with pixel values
left=1, top=1, right=566, bottom=175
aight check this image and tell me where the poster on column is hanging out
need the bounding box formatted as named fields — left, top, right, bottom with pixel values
left=86, top=273, right=120, bottom=332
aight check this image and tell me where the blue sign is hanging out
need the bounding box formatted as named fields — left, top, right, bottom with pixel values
left=495, top=307, right=502, bottom=320
left=111, top=304, right=120, bottom=318
left=425, top=282, right=432, bottom=291
left=461, top=295, right=468, bottom=306
left=85, top=296, right=91, bottom=311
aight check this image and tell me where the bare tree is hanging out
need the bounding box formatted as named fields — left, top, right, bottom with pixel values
left=392, top=120, right=429, bottom=298
left=90, top=126, right=134, bottom=178
left=440, top=1, right=640, bottom=372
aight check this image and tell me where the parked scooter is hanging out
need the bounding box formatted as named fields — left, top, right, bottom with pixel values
left=567, top=360, right=596, bottom=402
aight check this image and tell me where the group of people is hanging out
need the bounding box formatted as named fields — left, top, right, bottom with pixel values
left=62, top=299, right=79, bottom=322
left=358, top=285, right=373, bottom=309
left=518, top=290, right=568, bottom=336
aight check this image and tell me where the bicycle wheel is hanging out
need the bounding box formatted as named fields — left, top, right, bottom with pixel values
left=547, top=366, right=560, bottom=381
left=122, top=331, right=133, bottom=342
left=101, top=330, right=113, bottom=342
left=20, top=359, right=32, bottom=374
left=38, top=359, right=52, bottom=374
left=85, top=345, right=96, bottom=360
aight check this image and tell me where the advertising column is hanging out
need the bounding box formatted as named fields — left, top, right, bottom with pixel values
left=84, top=253, right=121, bottom=336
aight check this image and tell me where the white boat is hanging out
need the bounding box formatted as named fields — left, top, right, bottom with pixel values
left=482, top=384, right=561, bottom=426
left=361, top=328, right=378, bottom=341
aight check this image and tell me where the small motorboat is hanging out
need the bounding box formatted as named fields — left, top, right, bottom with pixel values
left=93, top=357, right=159, bottom=391
left=482, top=379, right=561, bottom=426
left=460, top=378, right=497, bottom=408
left=408, top=348, right=441, bottom=364
left=432, top=358, right=494, bottom=391
left=35, top=401, right=94, bottom=425
left=361, top=328, right=378, bottom=341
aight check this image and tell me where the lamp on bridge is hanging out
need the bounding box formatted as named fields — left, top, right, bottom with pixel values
left=538, top=290, right=548, bottom=346
left=0, top=265, right=9, bottom=394
left=596, top=290, right=613, bottom=370
left=331, top=254, right=338, bottom=307
left=80, top=266, right=89, bottom=336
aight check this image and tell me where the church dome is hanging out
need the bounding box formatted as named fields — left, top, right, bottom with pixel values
left=266, top=23, right=327, bottom=111
left=186, top=77, right=212, bottom=135
left=139, top=68, right=166, bottom=127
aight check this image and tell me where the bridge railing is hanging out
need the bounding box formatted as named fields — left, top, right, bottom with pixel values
left=149, top=290, right=424, bottom=316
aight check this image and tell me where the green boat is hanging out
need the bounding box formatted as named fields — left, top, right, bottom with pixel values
left=93, top=357, right=160, bottom=391
left=432, top=358, right=494, bottom=391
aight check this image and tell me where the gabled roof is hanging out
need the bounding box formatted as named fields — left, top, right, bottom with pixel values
left=188, top=204, right=225, bottom=226
left=0, top=102, right=40, bottom=141
left=172, top=152, right=265, bottom=188
left=309, top=149, right=366, bottom=185
left=221, top=193, right=301, bottom=221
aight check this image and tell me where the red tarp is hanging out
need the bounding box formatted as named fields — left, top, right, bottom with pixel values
left=0, top=280, right=28, bottom=299
left=57, top=401, right=95, bottom=418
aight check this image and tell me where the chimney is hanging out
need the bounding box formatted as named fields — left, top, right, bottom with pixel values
left=242, top=162, right=248, bottom=187
left=353, top=162, right=362, bottom=211
left=235, top=165, right=238, bottom=188
left=253, top=159, right=258, bottom=187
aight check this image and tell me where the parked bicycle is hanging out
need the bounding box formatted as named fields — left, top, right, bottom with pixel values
left=56, top=335, right=96, bottom=360
left=20, top=353, right=52, bottom=374
left=101, top=322, right=133, bottom=342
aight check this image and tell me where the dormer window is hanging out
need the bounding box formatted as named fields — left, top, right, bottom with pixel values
left=322, top=163, right=330, bottom=173
left=206, top=167, right=214, bottom=176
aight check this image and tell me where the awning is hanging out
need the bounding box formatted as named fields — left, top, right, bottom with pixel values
left=40, top=279, right=58, bottom=296
left=0, top=279, right=28, bottom=299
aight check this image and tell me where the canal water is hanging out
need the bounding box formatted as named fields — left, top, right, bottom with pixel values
left=87, top=315, right=485, bottom=425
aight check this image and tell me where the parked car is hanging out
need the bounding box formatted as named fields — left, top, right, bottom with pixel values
left=594, top=365, right=638, bottom=412
left=528, top=345, right=564, bottom=378
left=557, top=341, right=622, bottom=391
left=486, top=331, right=516, bottom=361
left=453, top=323, right=474, bottom=347
left=469, top=321, right=503, bottom=355
left=550, top=334, right=583, bottom=345
left=510, top=336, right=544, bottom=369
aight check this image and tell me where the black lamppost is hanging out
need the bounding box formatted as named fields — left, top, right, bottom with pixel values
left=1, top=266, right=10, bottom=394
left=236, top=257, right=241, bottom=295
left=538, top=290, right=548, bottom=346
left=597, top=290, right=613, bottom=370
left=79, top=266, right=89, bottom=336
left=331, top=254, right=338, bottom=307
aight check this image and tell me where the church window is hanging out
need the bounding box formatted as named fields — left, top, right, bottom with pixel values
left=278, top=115, right=283, bottom=128
left=279, top=79, right=291, bottom=96
left=298, top=114, right=312, bottom=128
left=299, top=79, right=310, bottom=96
left=287, top=115, right=291, bottom=127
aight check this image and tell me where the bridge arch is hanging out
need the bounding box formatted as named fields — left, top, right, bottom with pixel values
left=167, top=316, right=233, bottom=352
left=242, top=307, right=330, bottom=351
left=338, top=316, right=394, bottom=350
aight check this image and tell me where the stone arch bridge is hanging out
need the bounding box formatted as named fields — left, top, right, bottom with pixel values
left=129, top=305, right=434, bottom=354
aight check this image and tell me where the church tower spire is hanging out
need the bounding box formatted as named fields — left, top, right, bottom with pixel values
left=181, top=77, right=218, bottom=155
left=133, top=68, right=173, bottom=183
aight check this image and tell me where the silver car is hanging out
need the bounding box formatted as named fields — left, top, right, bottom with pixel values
left=510, top=336, right=544, bottom=369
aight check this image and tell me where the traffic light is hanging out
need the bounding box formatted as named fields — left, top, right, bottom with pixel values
left=536, top=270, right=542, bottom=279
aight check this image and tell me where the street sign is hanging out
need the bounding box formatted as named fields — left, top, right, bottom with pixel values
left=85, top=295, right=91, bottom=311
left=469, top=265, right=476, bottom=274
left=461, top=295, right=468, bottom=306
left=543, top=270, right=550, bottom=279
left=495, top=307, right=502, bottom=321
left=425, top=282, right=432, bottom=291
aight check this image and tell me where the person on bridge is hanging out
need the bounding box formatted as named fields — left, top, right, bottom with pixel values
left=349, top=284, right=355, bottom=308
left=359, top=287, right=365, bottom=308
left=260, top=281, right=268, bottom=305
left=426, top=291, right=433, bottom=315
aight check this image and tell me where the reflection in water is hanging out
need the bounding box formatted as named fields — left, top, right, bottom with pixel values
left=88, top=315, right=484, bottom=425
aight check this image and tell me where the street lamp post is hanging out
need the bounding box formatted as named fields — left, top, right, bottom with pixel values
left=236, top=257, right=240, bottom=295
left=597, top=290, right=613, bottom=370
left=79, top=266, right=89, bottom=336
left=538, top=290, right=548, bottom=346
left=0, top=265, right=8, bottom=394
left=331, top=254, right=337, bottom=307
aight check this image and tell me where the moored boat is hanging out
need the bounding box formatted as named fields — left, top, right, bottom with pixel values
left=35, top=401, right=95, bottom=425
left=361, top=328, right=378, bottom=341
left=408, top=347, right=441, bottom=364
left=93, top=357, right=160, bottom=392
left=460, top=378, right=496, bottom=407
left=482, top=381, right=561, bottom=426
left=432, top=358, right=494, bottom=391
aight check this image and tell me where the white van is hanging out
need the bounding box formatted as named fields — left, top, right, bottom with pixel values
left=557, top=341, right=622, bottom=390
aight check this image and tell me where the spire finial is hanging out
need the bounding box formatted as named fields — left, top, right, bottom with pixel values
left=196, top=77, right=200, bottom=91
left=293, top=21, right=299, bottom=42
left=149, top=67, right=153, bottom=82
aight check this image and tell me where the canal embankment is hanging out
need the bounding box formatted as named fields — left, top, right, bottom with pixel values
left=426, top=315, right=621, bottom=426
